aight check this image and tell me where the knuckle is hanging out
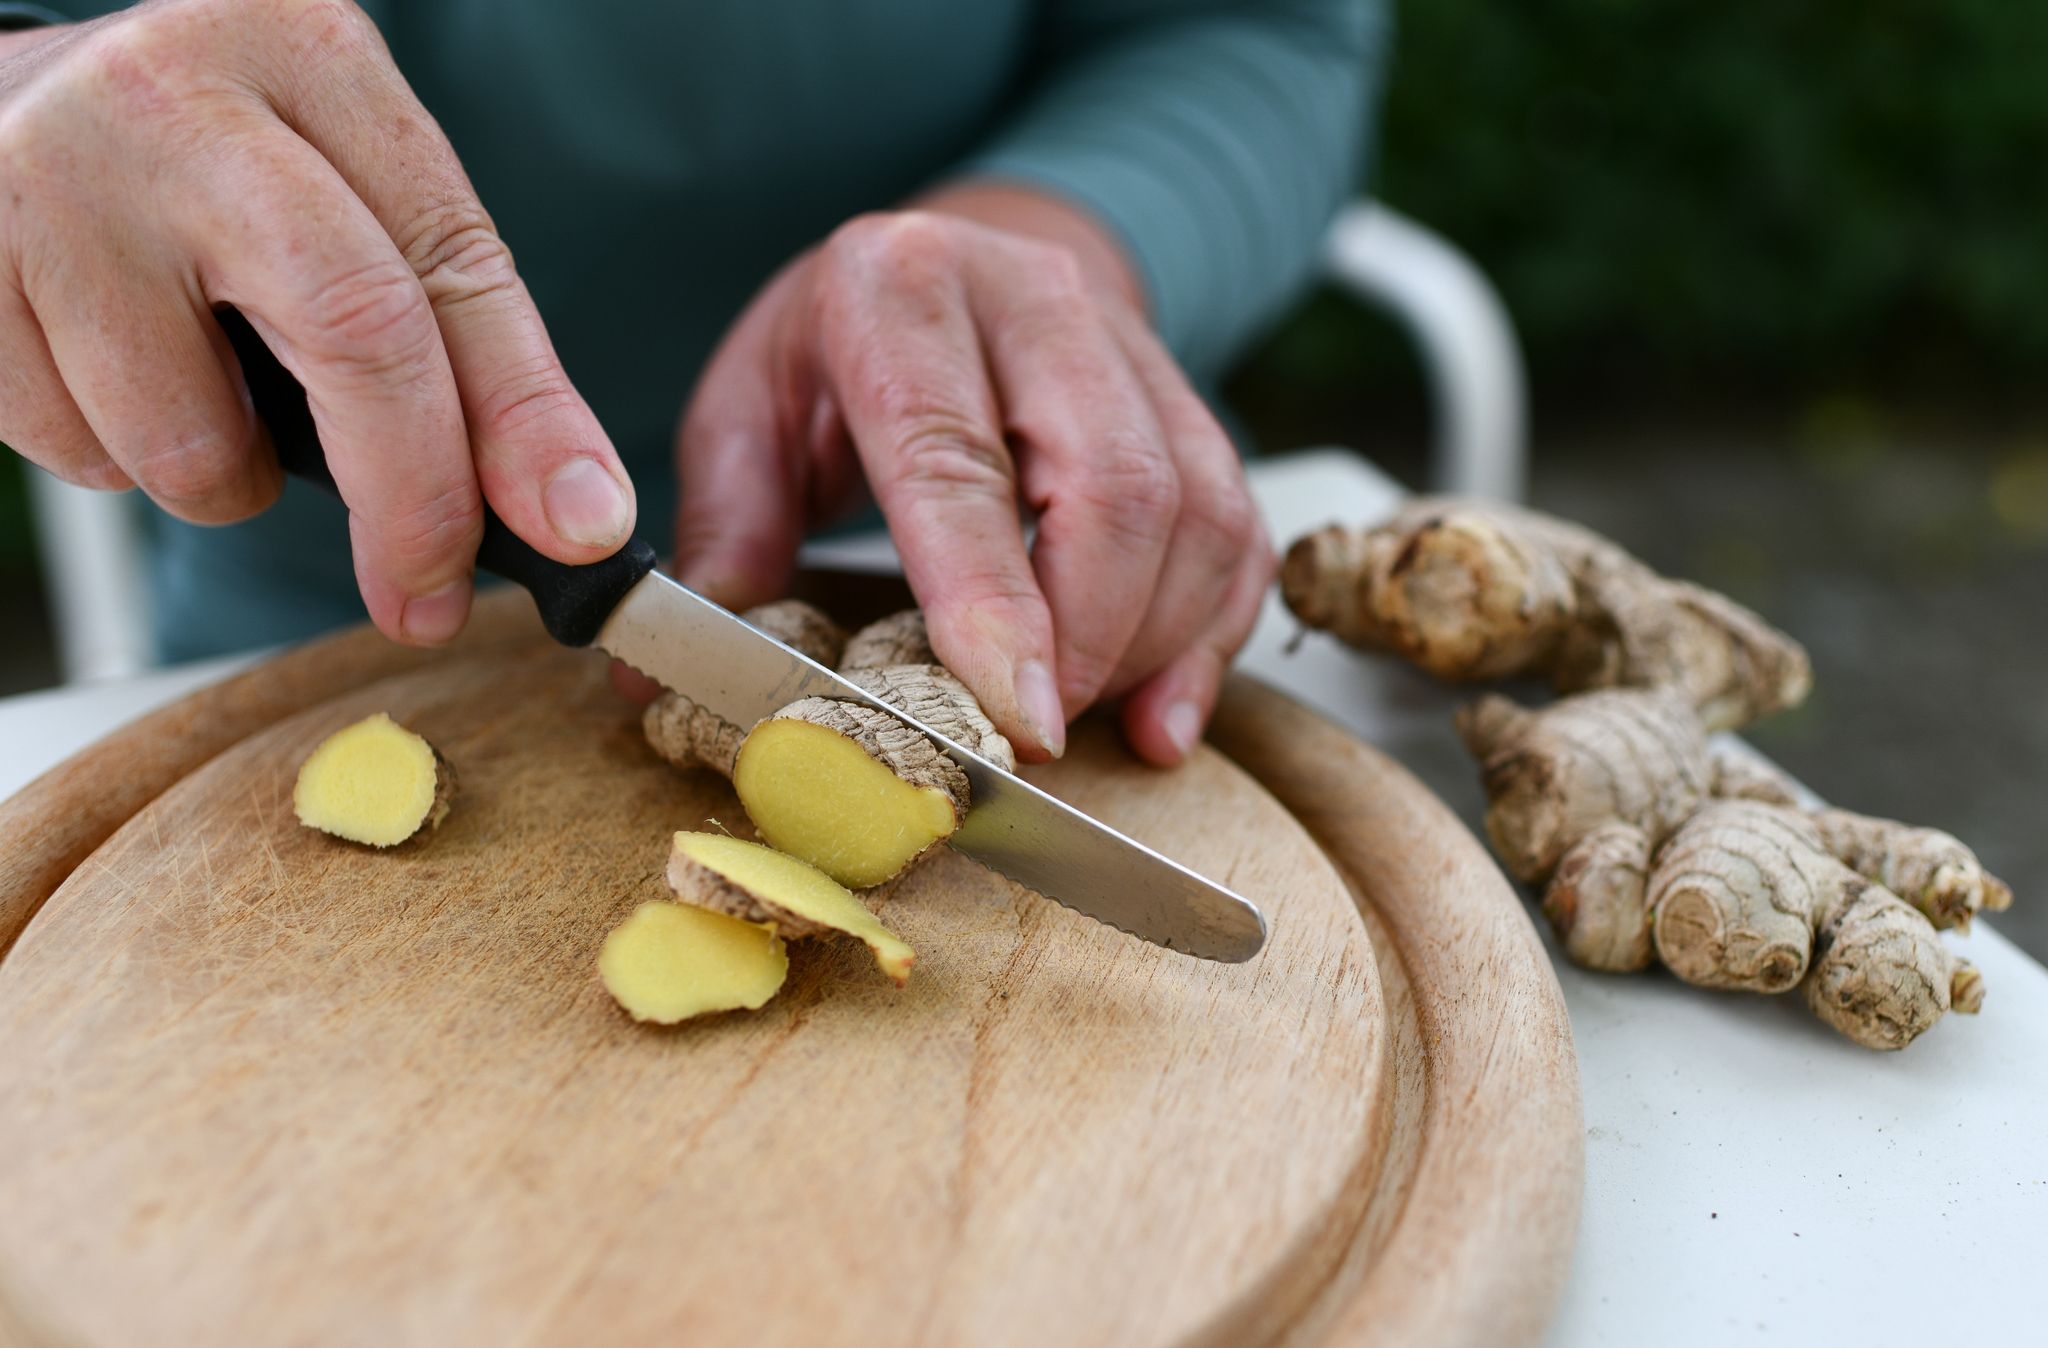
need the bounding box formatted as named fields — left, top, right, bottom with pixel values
left=1077, top=437, right=1180, bottom=529
left=470, top=353, right=580, bottom=438
left=395, top=200, right=518, bottom=304
left=296, top=259, right=440, bottom=377
left=270, top=0, right=383, bottom=56
left=889, top=416, right=1012, bottom=497
left=131, top=426, right=248, bottom=513
left=369, top=477, right=482, bottom=571
left=826, top=210, right=958, bottom=290
left=1186, top=475, right=1260, bottom=556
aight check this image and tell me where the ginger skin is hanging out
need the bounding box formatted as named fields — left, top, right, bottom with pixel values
left=1465, top=690, right=2004, bottom=1049
left=642, top=600, right=850, bottom=777
left=1282, top=498, right=1813, bottom=731
left=667, top=831, right=914, bottom=984
left=642, top=607, right=1013, bottom=890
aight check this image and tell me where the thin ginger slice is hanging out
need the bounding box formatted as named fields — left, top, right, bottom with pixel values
left=598, top=900, right=789, bottom=1023
left=668, top=831, right=915, bottom=985
left=293, top=712, right=456, bottom=847
left=732, top=710, right=963, bottom=889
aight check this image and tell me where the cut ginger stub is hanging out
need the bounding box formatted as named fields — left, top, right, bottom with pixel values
left=732, top=700, right=966, bottom=890
left=293, top=712, right=456, bottom=847
left=598, top=900, right=788, bottom=1024
left=668, top=831, right=915, bottom=985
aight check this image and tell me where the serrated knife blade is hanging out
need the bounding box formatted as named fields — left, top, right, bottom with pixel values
left=597, top=571, right=1269, bottom=963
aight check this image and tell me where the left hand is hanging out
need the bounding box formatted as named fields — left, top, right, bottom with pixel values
left=659, top=184, right=1274, bottom=766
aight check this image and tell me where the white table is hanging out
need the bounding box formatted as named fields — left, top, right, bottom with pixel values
left=5, top=450, right=2042, bottom=1346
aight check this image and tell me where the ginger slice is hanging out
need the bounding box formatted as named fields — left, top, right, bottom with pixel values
left=293, top=712, right=456, bottom=847
left=732, top=699, right=967, bottom=890
left=668, top=831, right=915, bottom=985
left=598, top=900, right=788, bottom=1024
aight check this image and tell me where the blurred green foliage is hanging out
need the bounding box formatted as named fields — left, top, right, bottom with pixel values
left=1243, top=0, right=2048, bottom=421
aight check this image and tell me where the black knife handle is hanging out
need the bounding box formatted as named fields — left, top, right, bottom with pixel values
left=220, top=307, right=656, bottom=647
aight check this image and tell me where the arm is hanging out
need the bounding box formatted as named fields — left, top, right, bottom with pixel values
left=956, top=0, right=1389, bottom=382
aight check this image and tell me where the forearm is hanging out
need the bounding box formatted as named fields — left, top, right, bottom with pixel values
left=951, top=0, right=1388, bottom=382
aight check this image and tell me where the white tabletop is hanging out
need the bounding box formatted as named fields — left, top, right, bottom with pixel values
left=4, top=450, right=2041, bottom=1347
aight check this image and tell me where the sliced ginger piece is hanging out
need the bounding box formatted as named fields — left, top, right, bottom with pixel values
left=598, top=900, right=788, bottom=1023
left=732, top=701, right=966, bottom=889
left=668, top=831, right=915, bottom=985
left=293, top=712, right=456, bottom=847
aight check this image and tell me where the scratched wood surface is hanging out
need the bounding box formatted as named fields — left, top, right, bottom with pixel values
left=0, top=601, right=1580, bottom=1348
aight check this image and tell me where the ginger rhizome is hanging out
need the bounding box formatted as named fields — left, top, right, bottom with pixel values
left=1282, top=497, right=1812, bottom=731
left=614, top=602, right=1007, bottom=1023
left=643, top=599, right=851, bottom=777
left=293, top=712, right=456, bottom=847
left=643, top=604, right=1013, bottom=888
left=1284, top=498, right=2012, bottom=1050
left=1460, top=690, right=2005, bottom=1049
left=598, top=900, right=789, bottom=1023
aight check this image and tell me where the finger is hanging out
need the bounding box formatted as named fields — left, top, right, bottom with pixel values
left=968, top=246, right=1180, bottom=716
left=672, top=275, right=808, bottom=611
left=816, top=214, right=1063, bottom=759
left=609, top=659, right=665, bottom=706
left=186, top=125, right=478, bottom=645
left=0, top=279, right=128, bottom=490
left=1092, top=314, right=1260, bottom=699
left=32, top=243, right=275, bottom=522
left=1120, top=528, right=1276, bottom=767
left=256, top=7, right=633, bottom=561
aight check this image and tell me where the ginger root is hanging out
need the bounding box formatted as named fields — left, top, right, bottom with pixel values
left=293, top=712, right=456, bottom=847
left=668, top=831, right=914, bottom=984
left=598, top=900, right=789, bottom=1023
left=1286, top=498, right=2013, bottom=1051
left=1282, top=498, right=1812, bottom=731
left=642, top=606, right=1012, bottom=890
left=643, top=600, right=850, bottom=777
left=1464, top=689, right=2007, bottom=1049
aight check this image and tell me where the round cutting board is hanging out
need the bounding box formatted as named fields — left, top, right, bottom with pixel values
left=0, top=595, right=1580, bottom=1348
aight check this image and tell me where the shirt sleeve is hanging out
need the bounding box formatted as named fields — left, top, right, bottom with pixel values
left=0, top=4, right=68, bottom=28
left=957, top=0, right=1389, bottom=383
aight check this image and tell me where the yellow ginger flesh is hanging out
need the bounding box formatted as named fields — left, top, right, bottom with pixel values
left=597, top=900, right=788, bottom=1023
left=732, top=716, right=960, bottom=889
left=670, top=831, right=915, bottom=984
left=293, top=712, right=453, bottom=847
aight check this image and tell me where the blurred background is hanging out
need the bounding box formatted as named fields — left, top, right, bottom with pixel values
left=4, top=1, right=2043, bottom=950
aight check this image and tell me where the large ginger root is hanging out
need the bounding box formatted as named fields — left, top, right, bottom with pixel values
left=293, top=712, right=457, bottom=847
left=643, top=606, right=1013, bottom=890
left=668, top=831, right=914, bottom=984
left=1464, top=689, right=2006, bottom=1049
left=1282, top=498, right=1812, bottom=731
left=598, top=900, right=789, bottom=1023
left=643, top=600, right=850, bottom=776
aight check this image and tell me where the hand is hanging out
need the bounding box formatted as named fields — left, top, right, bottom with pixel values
left=0, top=0, right=633, bottom=646
left=669, top=186, right=1274, bottom=765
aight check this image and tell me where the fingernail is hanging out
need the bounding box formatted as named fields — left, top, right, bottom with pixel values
left=543, top=458, right=631, bottom=548
left=401, top=579, right=471, bottom=644
left=1163, top=700, right=1203, bottom=759
left=1013, top=659, right=1067, bottom=759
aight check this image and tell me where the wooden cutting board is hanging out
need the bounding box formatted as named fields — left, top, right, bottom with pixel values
left=0, top=593, right=1580, bottom=1348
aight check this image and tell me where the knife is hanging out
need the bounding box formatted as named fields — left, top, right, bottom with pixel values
left=220, top=309, right=1268, bottom=963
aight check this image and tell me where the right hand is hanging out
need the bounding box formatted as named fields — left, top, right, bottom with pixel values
left=0, top=0, right=635, bottom=645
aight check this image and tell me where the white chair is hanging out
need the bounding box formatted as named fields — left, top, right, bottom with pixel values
left=26, top=201, right=1528, bottom=684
